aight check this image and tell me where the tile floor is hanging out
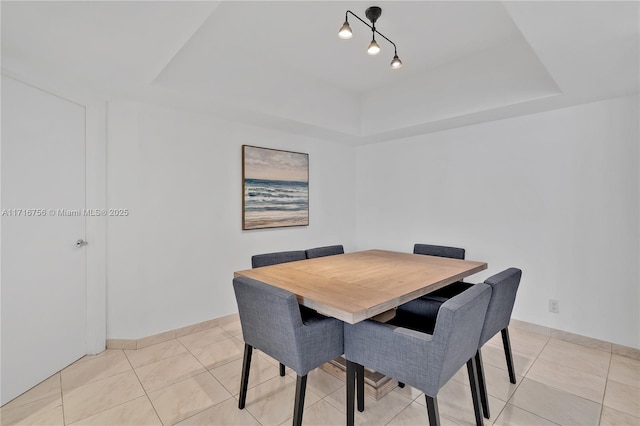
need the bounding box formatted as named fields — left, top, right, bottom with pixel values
left=2, top=321, right=639, bottom=426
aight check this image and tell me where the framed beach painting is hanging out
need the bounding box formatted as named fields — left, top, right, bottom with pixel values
left=242, top=145, right=309, bottom=230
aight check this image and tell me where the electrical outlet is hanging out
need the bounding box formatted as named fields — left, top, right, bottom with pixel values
left=549, top=299, right=560, bottom=314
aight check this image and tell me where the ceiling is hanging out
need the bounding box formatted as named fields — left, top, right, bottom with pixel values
left=2, top=1, right=638, bottom=145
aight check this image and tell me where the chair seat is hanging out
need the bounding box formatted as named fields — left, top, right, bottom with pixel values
left=388, top=310, right=436, bottom=334
left=395, top=282, right=474, bottom=332
left=423, top=281, right=473, bottom=300
left=300, top=305, right=318, bottom=322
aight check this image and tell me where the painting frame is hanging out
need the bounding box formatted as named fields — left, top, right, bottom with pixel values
left=242, top=145, right=309, bottom=230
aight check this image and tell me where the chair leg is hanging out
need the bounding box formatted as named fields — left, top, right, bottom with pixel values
left=466, top=357, right=484, bottom=426
left=425, top=395, right=441, bottom=426
left=501, top=328, right=517, bottom=384
left=280, top=363, right=286, bottom=377
left=475, top=350, right=490, bottom=419
left=356, top=363, right=365, bottom=412
left=292, top=375, right=307, bottom=426
left=346, top=360, right=356, bottom=426
left=238, top=344, right=253, bottom=409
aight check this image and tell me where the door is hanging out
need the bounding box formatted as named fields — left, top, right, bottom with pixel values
left=1, top=75, right=87, bottom=405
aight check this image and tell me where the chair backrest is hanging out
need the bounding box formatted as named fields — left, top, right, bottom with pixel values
left=413, top=243, right=465, bottom=260
left=305, top=245, right=344, bottom=259
left=251, top=250, right=306, bottom=268
left=432, top=283, right=492, bottom=389
left=479, top=268, right=522, bottom=346
left=233, top=277, right=304, bottom=370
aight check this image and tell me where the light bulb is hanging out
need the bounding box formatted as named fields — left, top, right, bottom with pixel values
left=367, top=39, right=380, bottom=55
left=390, top=55, right=403, bottom=69
left=338, top=21, right=353, bottom=39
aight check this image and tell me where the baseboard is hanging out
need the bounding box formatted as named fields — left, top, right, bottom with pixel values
left=106, top=313, right=239, bottom=350
left=510, top=319, right=640, bottom=360
left=106, top=313, right=640, bottom=361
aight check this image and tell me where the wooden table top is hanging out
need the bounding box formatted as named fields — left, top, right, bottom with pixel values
left=234, top=249, right=487, bottom=324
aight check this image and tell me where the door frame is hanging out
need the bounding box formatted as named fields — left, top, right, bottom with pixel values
left=2, top=70, right=108, bottom=355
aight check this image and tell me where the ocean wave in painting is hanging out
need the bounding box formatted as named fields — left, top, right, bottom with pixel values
left=244, top=178, right=308, bottom=228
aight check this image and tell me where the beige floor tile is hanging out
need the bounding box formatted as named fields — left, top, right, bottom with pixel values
left=254, top=349, right=280, bottom=367
left=386, top=400, right=460, bottom=426
left=148, top=372, right=231, bottom=425
left=603, top=380, right=640, bottom=418
left=428, top=379, right=506, bottom=426
left=481, top=344, right=535, bottom=377
left=486, top=333, right=503, bottom=347
left=538, top=338, right=611, bottom=378
left=324, top=385, right=413, bottom=426
left=125, top=339, right=188, bottom=369
left=599, top=406, right=640, bottom=426
left=189, top=337, right=245, bottom=370
left=211, top=352, right=280, bottom=395
left=135, top=352, right=206, bottom=393
left=486, top=328, right=549, bottom=358
left=61, top=350, right=131, bottom=392
left=221, top=319, right=243, bottom=336
left=0, top=394, right=63, bottom=426
left=62, top=370, right=145, bottom=424
left=1, top=373, right=61, bottom=410
left=493, top=404, right=559, bottom=426
left=14, top=319, right=640, bottom=426
left=178, top=327, right=232, bottom=351
left=509, top=378, right=601, bottom=425
left=69, top=396, right=161, bottom=425
left=391, top=383, right=423, bottom=402
left=527, top=357, right=606, bottom=403
left=287, top=368, right=344, bottom=399
left=451, top=362, right=521, bottom=402
left=279, top=399, right=345, bottom=426
left=608, top=354, right=640, bottom=389
left=176, top=397, right=261, bottom=425
left=243, top=375, right=321, bottom=426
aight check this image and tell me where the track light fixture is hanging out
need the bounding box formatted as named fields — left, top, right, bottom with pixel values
left=338, top=6, right=403, bottom=69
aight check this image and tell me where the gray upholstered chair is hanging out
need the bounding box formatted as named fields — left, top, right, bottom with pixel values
left=395, top=243, right=467, bottom=348
left=233, top=277, right=344, bottom=426
left=305, top=245, right=344, bottom=259
left=390, top=268, right=522, bottom=420
left=411, top=243, right=467, bottom=302
left=251, top=250, right=306, bottom=268
left=413, top=243, right=465, bottom=260
left=345, top=284, right=492, bottom=426
left=251, top=250, right=308, bottom=376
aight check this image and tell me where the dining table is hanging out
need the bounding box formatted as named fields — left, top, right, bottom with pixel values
left=234, top=249, right=487, bottom=399
left=234, top=249, right=487, bottom=324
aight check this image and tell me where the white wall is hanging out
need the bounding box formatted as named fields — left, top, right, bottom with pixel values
left=355, top=95, right=640, bottom=349
left=106, top=102, right=356, bottom=339
left=107, top=95, right=639, bottom=349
